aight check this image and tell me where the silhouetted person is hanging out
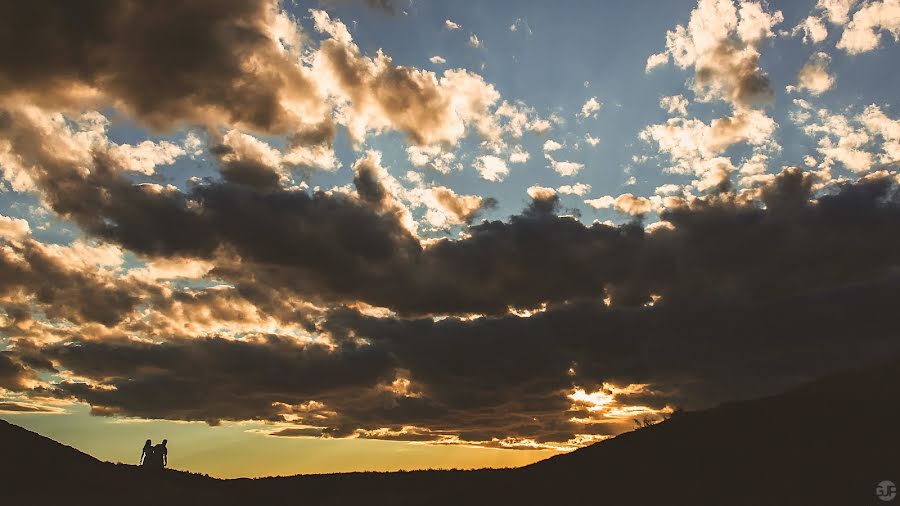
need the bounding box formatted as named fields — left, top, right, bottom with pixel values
left=140, top=439, right=153, bottom=466
left=152, top=439, right=167, bottom=468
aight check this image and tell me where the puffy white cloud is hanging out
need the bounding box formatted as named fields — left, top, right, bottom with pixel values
left=283, top=143, right=340, bottom=171
left=495, top=101, right=552, bottom=139
left=526, top=185, right=557, bottom=200
left=474, top=155, right=509, bottom=182
left=509, top=147, right=530, bottom=164
left=445, top=20, right=461, bottom=30
left=654, top=183, right=683, bottom=195
left=640, top=109, right=778, bottom=176
left=545, top=155, right=585, bottom=176
left=792, top=104, right=900, bottom=173
left=584, top=196, right=615, bottom=209
left=557, top=183, right=592, bottom=196
left=792, top=16, right=829, bottom=44
left=659, top=95, right=689, bottom=116
left=860, top=105, right=900, bottom=164
left=817, top=0, right=858, bottom=24
left=645, top=51, right=670, bottom=72
left=837, top=0, right=900, bottom=54
left=585, top=194, right=661, bottom=216
left=543, top=139, right=563, bottom=152
left=468, top=34, right=483, bottom=48
left=0, top=214, right=30, bottom=241
left=794, top=52, right=835, bottom=95
left=406, top=145, right=459, bottom=174
left=736, top=153, right=773, bottom=187
left=584, top=134, right=601, bottom=147
left=430, top=56, right=446, bottom=64
left=579, top=97, right=602, bottom=119
left=107, top=140, right=185, bottom=176
left=527, top=119, right=552, bottom=134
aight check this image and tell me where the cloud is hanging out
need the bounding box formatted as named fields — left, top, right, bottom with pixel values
left=5, top=167, right=900, bottom=447
left=526, top=185, right=557, bottom=201
left=468, top=34, right=483, bottom=48
left=0, top=214, right=30, bottom=241
left=646, top=0, right=783, bottom=110
left=38, top=335, right=396, bottom=425
left=509, top=147, right=531, bottom=163
left=859, top=104, right=900, bottom=163
left=474, top=155, right=509, bottom=182
left=0, top=0, right=329, bottom=134
left=213, top=130, right=287, bottom=190
left=584, top=196, right=616, bottom=209
left=406, top=145, right=459, bottom=174
left=792, top=16, right=829, bottom=44
left=579, top=97, right=602, bottom=119
left=640, top=108, right=778, bottom=184
left=310, top=10, right=501, bottom=147
left=429, top=56, right=447, bottom=64
left=557, top=183, right=592, bottom=196
left=795, top=102, right=900, bottom=173
left=654, top=184, right=683, bottom=195
left=793, top=52, right=835, bottom=95
left=543, top=140, right=563, bottom=152
left=427, top=186, right=495, bottom=226
left=3, top=0, right=900, bottom=452
left=585, top=193, right=657, bottom=216
left=837, top=0, right=900, bottom=54
left=818, top=0, right=858, bottom=24
left=0, top=352, right=37, bottom=391
left=659, top=95, right=689, bottom=116
left=545, top=155, right=585, bottom=176
left=445, top=20, right=461, bottom=30
left=0, top=236, right=144, bottom=326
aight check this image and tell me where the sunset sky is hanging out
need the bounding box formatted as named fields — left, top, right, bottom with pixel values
left=1, top=0, right=899, bottom=478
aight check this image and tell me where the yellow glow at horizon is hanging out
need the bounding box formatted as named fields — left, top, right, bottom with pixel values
left=2, top=405, right=559, bottom=479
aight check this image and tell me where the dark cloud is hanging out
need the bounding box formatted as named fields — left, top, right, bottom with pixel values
left=352, top=156, right=389, bottom=206
left=0, top=402, right=53, bottom=413
left=36, top=335, right=395, bottom=425
left=268, top=427, right=327, bottom=438
left=0, top=352, right=34, bottom=391
left=211, top=144, right=283, bottom=191
left=695, top=41, right=774, bottom=109
left=6, top=103, right=900, bottom=318
left=0, top=239, right=142, bottom=326
left=18, top=273, right=900, bottom=443
left=0, top=0, right=327, bottom=134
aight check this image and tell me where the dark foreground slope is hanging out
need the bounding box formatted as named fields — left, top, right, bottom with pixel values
left=3, top=358, right=900, bottom=506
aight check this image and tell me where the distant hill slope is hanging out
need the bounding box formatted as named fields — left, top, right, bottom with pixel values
left=4, top=358, right=900, bottom=505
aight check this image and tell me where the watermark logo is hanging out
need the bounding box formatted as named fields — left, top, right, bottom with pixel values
left=877, top=480, right=897, bottom=502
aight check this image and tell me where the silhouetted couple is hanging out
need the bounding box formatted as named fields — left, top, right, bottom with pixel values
left=140, top=439, right=168, bottom=469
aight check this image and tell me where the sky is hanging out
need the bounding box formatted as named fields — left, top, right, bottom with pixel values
left=1, top=0, right=899, bottom=478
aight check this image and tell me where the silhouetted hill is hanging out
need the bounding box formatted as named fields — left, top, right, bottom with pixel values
left=4, top=358, right=899, bottom=505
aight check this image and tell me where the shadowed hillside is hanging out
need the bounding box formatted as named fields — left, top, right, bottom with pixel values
left=4, top=358, right=899, bottom=505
